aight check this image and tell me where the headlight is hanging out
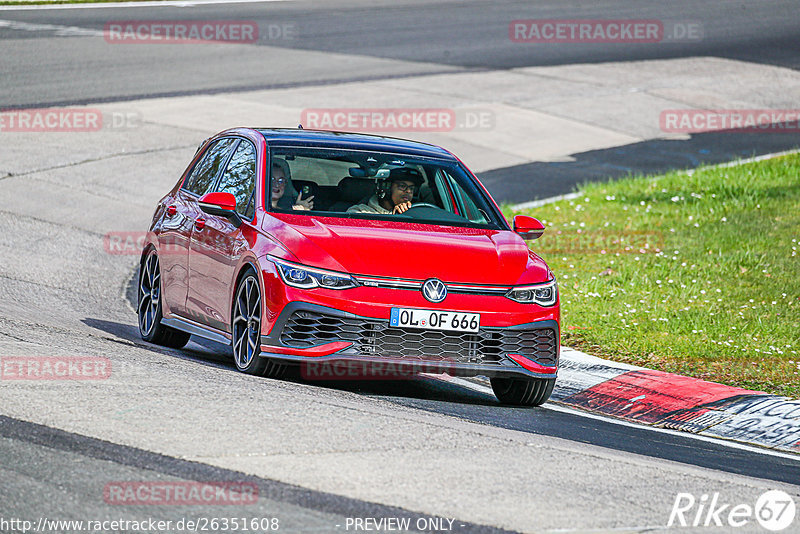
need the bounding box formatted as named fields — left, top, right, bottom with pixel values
left=505, top=280, right=557, bottom=306
left=269, top=256, right=358, bottom=290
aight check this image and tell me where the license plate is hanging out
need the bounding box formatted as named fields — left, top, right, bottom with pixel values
left=389, top=308, right=480, bottom=333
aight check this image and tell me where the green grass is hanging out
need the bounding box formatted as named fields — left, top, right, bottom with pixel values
left=505, top=153, right=800, bottom=398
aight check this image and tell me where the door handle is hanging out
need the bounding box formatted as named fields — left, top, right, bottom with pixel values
left=194, top=218, right=206, bottom=230
left=166, top=205, right=177, bottom=217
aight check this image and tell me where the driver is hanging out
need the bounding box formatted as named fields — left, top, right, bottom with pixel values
left=346, top=167, right=423, bottom=214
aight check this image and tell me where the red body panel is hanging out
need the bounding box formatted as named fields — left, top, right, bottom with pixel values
left=266, top=213, right=550, bottom=285
left=155, top=190, right=195, bottom=316
left=186, top=215, right=244, bottom=330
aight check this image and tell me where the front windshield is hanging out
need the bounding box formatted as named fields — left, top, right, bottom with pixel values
left=267, top=146, right=503, bottom=229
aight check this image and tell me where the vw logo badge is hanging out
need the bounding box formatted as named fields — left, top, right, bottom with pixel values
left=421, top=278, right=447, bottom=303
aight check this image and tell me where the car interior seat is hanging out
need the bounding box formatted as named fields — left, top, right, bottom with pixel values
left=329, top=177, right=376, bottom=211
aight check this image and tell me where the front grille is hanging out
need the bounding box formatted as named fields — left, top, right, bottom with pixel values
left=280, top=310, right=557, bottom=366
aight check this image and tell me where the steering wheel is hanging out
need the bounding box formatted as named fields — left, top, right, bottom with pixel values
left=405, top=203, right=441, bottom=211
left=400, top=203, right=468, bottom=223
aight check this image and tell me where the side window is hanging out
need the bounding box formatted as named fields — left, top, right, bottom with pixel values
left=216, top=140, right=257, bottom=219
left=183, top=138, right=237, bottom=196
left=443, top=171, right=488, bottom=224
left=433, top=169, right=488, bottom=224
left=433, top=170, right=455, bottom=212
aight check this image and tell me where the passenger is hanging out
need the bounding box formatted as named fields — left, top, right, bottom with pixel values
left=346, top=167, right=423, bottom=215
left=271, top=159, right=314, bottom=210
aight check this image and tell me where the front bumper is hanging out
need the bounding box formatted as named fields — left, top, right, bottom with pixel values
left=260, top=302, right=559, bottom=379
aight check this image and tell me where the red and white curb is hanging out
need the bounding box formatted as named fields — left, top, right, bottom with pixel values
left=552, top=348, right=800, bottom=453
left=446, top=347, right=800, bottom=454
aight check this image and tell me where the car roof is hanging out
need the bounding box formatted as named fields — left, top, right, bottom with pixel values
left=254, top=128, right=458, bottom=160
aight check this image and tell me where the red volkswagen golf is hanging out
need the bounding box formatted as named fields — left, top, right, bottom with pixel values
left=138, top=128, right=559, bottom=406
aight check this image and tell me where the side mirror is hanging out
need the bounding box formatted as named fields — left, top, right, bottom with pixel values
left=513, top=215, right=545, bottom=240
left=199, top=192, right=242, bottom=227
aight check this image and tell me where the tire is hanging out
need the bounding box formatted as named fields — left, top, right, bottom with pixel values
left=490, top=376, right=555, bottom=407
left=231, top=270, right=286, bottom=378
left=138, top=250, right=191, bottom=349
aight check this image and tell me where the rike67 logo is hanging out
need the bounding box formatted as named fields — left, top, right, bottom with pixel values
left=668, top=490, right=796, bottom=531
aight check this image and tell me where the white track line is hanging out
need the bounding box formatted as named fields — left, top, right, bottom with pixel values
left=0, top=0, right=287, bottom=11
left=510, top=148, right=800, bottom=211
left=544, top=525, right=669, bottom=533
left=683, top=148, right=800, bottom=176
left=0, top=18, right=103, bottom=35
left=444, top=376, right=800, bottom=462
left=543, top=525, right=667, bottom=534
left=511, top=192, right=582, bottom=212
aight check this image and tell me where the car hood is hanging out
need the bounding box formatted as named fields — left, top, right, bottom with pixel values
left=264, top=214, right=550, bottom=285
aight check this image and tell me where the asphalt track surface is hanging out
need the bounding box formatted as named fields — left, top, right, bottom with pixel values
left=142, top=327, right=800, bottom=488
left=2, top=0, right=800, bottom=107
left=2, top=1, right=800, bottom=532
left=0, top=416, right=516, bottom=534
